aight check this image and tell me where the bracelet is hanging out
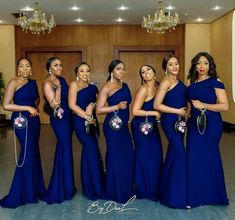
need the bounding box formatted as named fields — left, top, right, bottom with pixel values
left=85, top=114, right=94, bottom=122
left=52, top=99, right=61, bottom=105
left=90, top=102, right=96, bottom=108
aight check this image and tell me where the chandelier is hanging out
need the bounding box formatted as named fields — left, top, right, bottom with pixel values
left=18, top=3, right=56, bottom=34
left=142, top=1, right=179, bottom=34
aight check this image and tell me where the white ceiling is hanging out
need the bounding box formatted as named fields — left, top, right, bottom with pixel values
left=0, top=0, right=234, bottom=25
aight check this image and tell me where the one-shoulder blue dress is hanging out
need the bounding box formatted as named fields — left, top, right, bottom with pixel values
left=103, top=83, right=134, bottom=203
left=186, top=77, right=229, bottom=207
left=0, top=79, right=46, bottom=208
left=73, top=84, right=104, bottom=200
left=42, top=77, right=76, bottom=204
left=159, top=81, right=187, bottom=208
left=131, top=98, right=163, bottom=201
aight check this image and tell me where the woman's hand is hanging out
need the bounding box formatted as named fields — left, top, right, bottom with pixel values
left=191, top=100, right=206, bottom=109
left=27, top=106, right=39, bottom=117
left=85, top=103, right=95, bottom=116
left=116, top=101, right=127, bottom=110
left=178, top=107, right=187, bottom=117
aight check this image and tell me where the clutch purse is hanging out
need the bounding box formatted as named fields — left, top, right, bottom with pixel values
left=139, top=116, right=153, bottom=135
left=197, top=108, right=207, bottom=135
left=109, top=110, right=123, bottom=130
left=85, top=117, right=98, bottom=136
left=53, top=106, right=64, bottom=119
left=174, top=115, right=187, bottom=133
left=13, top=112, right=28, bottom=167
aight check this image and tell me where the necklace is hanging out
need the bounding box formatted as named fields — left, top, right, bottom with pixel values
left=17, top=77, right=28, bottom=84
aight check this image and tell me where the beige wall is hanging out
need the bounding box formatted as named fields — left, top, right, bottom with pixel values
left=184, top=24, right=211, bottom=80
left=0, top=25, right=15, bottom=118
left=211, top=11, right=235, bottom=124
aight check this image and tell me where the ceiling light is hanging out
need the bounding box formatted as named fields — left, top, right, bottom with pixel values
left=196, top=17, right=203, bottom=22
left=118, top=5, right=129, bottom=11
left=18, top=2, right=56, bottom=34
left=115, top=17, right=125, bottom=22
left=213, top=5, right=222, bottom=11
left=75, top=18, right=84, bottom=23
left=70, top=6, right=80, bottom=11
left=20, top=6, right=34, bottom=11
left=0, top=20, right=3, bottom=23
left=142, top=1, right=180, bottom=34
left=166, top=5, right=174, bottom=10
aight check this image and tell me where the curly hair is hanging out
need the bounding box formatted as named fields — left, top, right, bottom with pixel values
left=187, top=52, right=218, bottom=84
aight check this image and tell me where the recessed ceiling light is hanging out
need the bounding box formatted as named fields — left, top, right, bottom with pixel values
left=75, top=18, right=84, bottom=22
left=166, top=5, right=175, bottom=10
left=20, top=6, right=33, bottom=11
left=0, top=20, right=3, bottom=23
left=70, top=6, right=80, bottom=11
left=117, top=5, right=129, bottom=11
left=115, top=17, right=125, bottom=22
left=213, top=5, right=222, bottom=10
left=196, top=17, right=203, bottom=22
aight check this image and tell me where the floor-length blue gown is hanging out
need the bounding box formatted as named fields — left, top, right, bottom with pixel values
left=103, top=83, right=134, bottom=203
left=131, top=98, right=163, bottom=201
left=159, top=80, right=187, bottom=208
left=43, top=77, right=76, bottom=204
left=73, top=84, right=104, bottom=200
left=186, top=77, right=229, bottom=207
left=0, top=79, right=46, bottom=208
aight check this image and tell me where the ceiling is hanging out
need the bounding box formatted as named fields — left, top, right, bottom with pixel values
left=0, top=0, right=234, bottom=25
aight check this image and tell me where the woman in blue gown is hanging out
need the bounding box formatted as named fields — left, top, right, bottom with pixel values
left=154, top=55, right=188, bottom=208
left=68, top=62, right=104, bottom=200
left=131, top=65, right=162, bottom=201
left=96, top=60, right=134, bottom=203
left=1, top=58, right=46, bottom=208
left=186, top=52, right=229, bottom=207
left=42, top=57, right=76, bottom=204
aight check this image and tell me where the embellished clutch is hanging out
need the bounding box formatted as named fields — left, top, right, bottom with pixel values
left=109, top=110, right=123, bottom=130
left=197, top=108, right=207, bottom=135
left=53, top=106, right=64, bottom=119
left=174, top=115, right=187, bottom=133
left=139, top=116, right=153, bottom=135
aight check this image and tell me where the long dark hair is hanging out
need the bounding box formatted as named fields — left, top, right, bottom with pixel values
left=162, top=54, right=179, bottom=72
left=139, top=64, right=159, bottom=85
left=46, top=56, right=61, bottom=72
left=106, top=59, right=125, bottom=81
left=75, top=61, right=90, bottom=76
left=187, top=52, right=218, bottom=84
left=17, top=57, right=32, bottom=67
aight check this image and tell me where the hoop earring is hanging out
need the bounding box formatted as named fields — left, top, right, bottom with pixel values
left=111, top=73, right=114, bottom=83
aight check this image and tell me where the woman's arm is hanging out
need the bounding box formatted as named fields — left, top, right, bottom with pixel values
left=132, top=85, right=160, bottom=119
left=154, top=78, right=186, bottom=117
left=96, top=84, right=127, bottom=115
left=192, top=88, right=229, bottom=112
left=68, top=81, right=89, bottom=119
left=42, top=80, right=61, bottom=110
left=3, top=79, right=38, bottom=116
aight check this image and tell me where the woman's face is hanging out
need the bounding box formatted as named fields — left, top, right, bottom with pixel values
left=166, top=57, right=179, bottom=76
left=112, top=63, right=125, bottom=80
left=140, top=66, right=156, bottom=82
left=18, top=59, right=32, bottom=78
left=196, top=56, right=209, bottom=76
left=50, top=59, right=62, bottom=77
left=77, top=64, right=90, bottom=82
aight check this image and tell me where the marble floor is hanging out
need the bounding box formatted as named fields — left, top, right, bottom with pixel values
left=0, top=124, right=234, bottom=220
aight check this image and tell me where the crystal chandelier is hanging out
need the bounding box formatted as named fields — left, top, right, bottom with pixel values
left=18, top=3, right=56, bottom=34
left=142, top=1, right=179, bottom=34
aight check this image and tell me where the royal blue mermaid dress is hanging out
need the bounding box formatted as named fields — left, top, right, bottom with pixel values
left=103, top=83, right=134, bottom=203
left=73, top=84, right=104, bottom=200
left=186, top=77, right=229, bottom=207
left=131, top=98, right=163, bottom=201
left=159, top=81, right=187, bottom=208
left=43, top=77, right=76, bottom=204
left=0, top=80, right=46, bottom=208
